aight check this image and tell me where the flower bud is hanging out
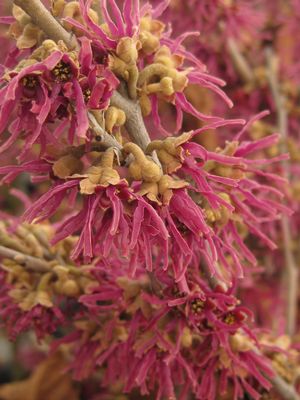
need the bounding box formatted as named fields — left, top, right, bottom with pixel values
left=124, top=142, right=162, bottom=183
left=61, top=279, right=80, bottom=297
left=181, top=327, right=193, bottom=348
left=51, top=0, right=65, bottom=16
left=105, top=107, right=126, bottom=133
left=139, top=31, right=160, bottom=55
left=116, top=37, right=139, bottom=64
left=63, top=1, right=98, bottom=36
left=52, top=154, right=83, bottom=179
left=139, top=94, right=152, bottom=116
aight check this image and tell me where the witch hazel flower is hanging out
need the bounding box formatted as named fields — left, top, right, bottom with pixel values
left=132, top=281, right=274, bottom=400
left=46, top=263, right=275, bottom=400
left=1, top=113, right=288, bottom=286
left=0, top=37, right=119, bottom=159
left=21, top=147, right=169, bottom=269
left=0, top=0, right=232, bottom=160
left=70, top=0, right=230, bottom=125
left=0, top=0, right=287, bottom=287
left=139, top=119, right=289, bottom=283
left=159, top=0, right=300, bottom=368
left=155, top=0, right=266, bottom=84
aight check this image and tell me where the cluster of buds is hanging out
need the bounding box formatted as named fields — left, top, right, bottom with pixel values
left=9, top=5, right=44, bottom=49
left=0, top=222, right=94, bottom=307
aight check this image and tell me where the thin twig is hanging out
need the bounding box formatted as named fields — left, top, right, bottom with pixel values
left=270, top=374, right=300, bottom=400
left=227, top=37, right=255, bottom=84
left=266, top=47, right=298, bottom=337
left=0, top=245, right=50, bottom=273
left=110, top=91, right=152, bottom=151
left=88, top=112, right=123, bottom=152
left=110, top=91, right=161, bottom=167
left=253, top=346, right=300, bottom=400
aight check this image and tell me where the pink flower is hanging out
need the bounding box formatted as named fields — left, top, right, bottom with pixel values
left=69, top=0, right=141, bottom=48
left=23, top=177, right=169, bottom=268
left=47, top=263, right=275, bottom=400
left=0, top=43, right=118, bottom=157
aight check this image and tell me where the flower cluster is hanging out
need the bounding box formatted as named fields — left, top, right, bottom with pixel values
left=0, top=221, right=283, bottom=399
left=157, top=0, right=300, bottom=335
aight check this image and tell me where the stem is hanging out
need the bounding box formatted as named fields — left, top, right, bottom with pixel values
left=88, top=112, right=122, bottom=152
left=0, top=245, right=50, bottom=273
left=270, top=374, right=300, bottom=400
left=254, top=346, right=300, bottom=400
left=111, top=91, right=162, bottom=167
left=14, top=0, right=78, bottom=49
left=266, top=47, right=298, bottom=337
left=110, top=91, right=152, bottom=151
left=227, top=37, right=255, bottom=84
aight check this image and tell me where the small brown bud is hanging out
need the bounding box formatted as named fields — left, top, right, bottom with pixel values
left=51, top=0, right=65, bottom=16
left=116, top=37, right=139, bottom=64
left=61, top=279, right=80, bottom=297
left=181, top=327, right=193, bottom=348
left=139, top=94, right=152, bottom=116
left=105, top=107, right=126, bottom=133
left=52, top=154, right=83, bottom=179
left=139, top=31, right=160, bottom=55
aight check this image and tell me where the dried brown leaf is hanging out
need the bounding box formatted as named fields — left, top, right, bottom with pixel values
left=53, top=154, right=83, bottom=179
left=0, top=352, right=79, bottom=400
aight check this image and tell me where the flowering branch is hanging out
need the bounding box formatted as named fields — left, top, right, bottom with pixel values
left=266, top=47, right=298, bottom=337
left=0, top=245, right=50, bottom=273
left=1, top=2, right=299, bottom=399
left=13, top=0, right=155, bottom=160
left=13, top=0, right=124, bottom=153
